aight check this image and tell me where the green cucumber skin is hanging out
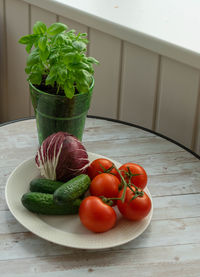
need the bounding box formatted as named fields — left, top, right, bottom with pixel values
left=30, top=178, right=64, bottom=194
left=21, top=192, right=81, bottom=215
left=54, top=174, right=91, bottom=204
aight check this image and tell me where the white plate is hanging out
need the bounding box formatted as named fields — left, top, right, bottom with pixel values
left=5, top=152, right=153, bottom=249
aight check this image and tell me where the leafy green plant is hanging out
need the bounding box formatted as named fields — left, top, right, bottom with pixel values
left=19, top=21, right=99, bottom=98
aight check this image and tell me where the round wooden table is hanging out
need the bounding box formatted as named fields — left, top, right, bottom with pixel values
left=1, top=117, right=200, bottom=276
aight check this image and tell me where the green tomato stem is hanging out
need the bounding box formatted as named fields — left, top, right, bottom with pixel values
left=113, top=164, right=127, bottom=203
left=101, top=165, right=145, bottom=205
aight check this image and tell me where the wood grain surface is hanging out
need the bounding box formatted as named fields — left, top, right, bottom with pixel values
left=0, top=117, right=200, bottom=277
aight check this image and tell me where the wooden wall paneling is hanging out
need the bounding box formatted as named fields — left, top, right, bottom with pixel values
left=155, top=57, right=199, bottom=149
left=0, top=0, right=7, bottom=122
left=29, top=5, right=57, bottom=116
left=88, top=29, right=121, bottom=119
left=195, top=125, right=200, bottom=156
left=194, top=82, right=200, bottom=155
left=5, top=0, right=29, bottom=121
left=119, top=42, right=159, bottom=129
left=30, top=5, right=57, bottom=28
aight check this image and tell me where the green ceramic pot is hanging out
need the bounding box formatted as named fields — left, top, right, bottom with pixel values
left=30, top=79, right=94, bottom=145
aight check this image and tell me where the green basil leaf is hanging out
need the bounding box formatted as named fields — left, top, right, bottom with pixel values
left=76, top=78, right=89, bottom=88
left=33, top=21, right=47, bottom=35
left=18, top=34, right=38, bottom=44
left=27, top=50, right=40, bottom=66
left=67, top=29, right=76, bottom=35
left=50, top=64, right=60, bottom=74
left=47, top=23, right=68, bottom=36
left=39, top=46, right=50, bottom=62
left=64, top=82, right=75, bottom=98
left=86, top=57, right=99, bottom=64
left=38, top=36, right=47, bottom=51
left=72, top=41, right=86, bottom=52
left=28, top=72, right=42, bottom=85
left=61, top=46, right=74, bottom=54
left=77, top=69, right=92, bottom=84
left=31, top=64, right=44, bottom=74
left=80, top=33, right=87, bottom=37
left=49, top=53, right=59, bottom=64
left=76, top=83, right=89, bottom=93
left=25, top=43, right=33, bottom=53
left=70, top=62, right=92, bottom=72
left=54, top=33, right=68, bottom=45
left=79, top=38, right=89, bottom=44
left=45, top=73, right=56, bottom=87
left=19, top=34, right=39, bottom=53
left=25, top=66, right=31, bottom=74
left=58, top=67, right=68, bottom=82
left=63, top=52, right=81, bottom=65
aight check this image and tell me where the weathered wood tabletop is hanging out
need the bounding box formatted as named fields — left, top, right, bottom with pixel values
left=0, top=117, right=200, bottom=277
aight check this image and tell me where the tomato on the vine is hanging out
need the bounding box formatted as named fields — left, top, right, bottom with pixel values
left=89, top=173, right=120, bottom=200
left=79, top=196, right=116, bottom=233
left=117, top=163, right=147, bottom=190
left=87, top=158, right=118, bottom=180
left=117, top=186, right=151, bottom=221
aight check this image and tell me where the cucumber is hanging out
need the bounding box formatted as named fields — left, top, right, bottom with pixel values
left=30, top=178, right=64, bottom=194
left=21, top=192, right=81, bottom=215
left=54, top=174, right=91, bottom=205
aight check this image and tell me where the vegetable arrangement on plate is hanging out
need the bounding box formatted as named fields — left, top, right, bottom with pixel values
left=21, top=132, right=152, bottom=233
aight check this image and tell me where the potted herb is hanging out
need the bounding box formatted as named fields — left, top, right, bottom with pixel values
left=19, top=21, right=99, bottom=144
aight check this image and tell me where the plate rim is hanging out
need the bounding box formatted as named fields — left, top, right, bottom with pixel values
left=5, top=152, right=153, bottom=250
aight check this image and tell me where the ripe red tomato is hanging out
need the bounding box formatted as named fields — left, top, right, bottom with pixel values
left=79, top=196, right=117, bottom=233
left=87, top=158, right=118, bottom=180
left=117, top=186, right=151, bottom=221
left=89, top=173, right=120, bottom=199
left=117, top=163, right=147, bottom=190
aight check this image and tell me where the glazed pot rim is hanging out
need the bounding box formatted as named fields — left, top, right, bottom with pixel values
left=29, top=77, right=94, bottom=99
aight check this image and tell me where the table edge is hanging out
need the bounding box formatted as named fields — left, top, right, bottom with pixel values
left=1, top=115, right=199, bottom=160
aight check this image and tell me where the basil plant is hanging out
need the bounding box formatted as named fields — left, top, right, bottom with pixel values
left=19, top=21, right=99, bottom=98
